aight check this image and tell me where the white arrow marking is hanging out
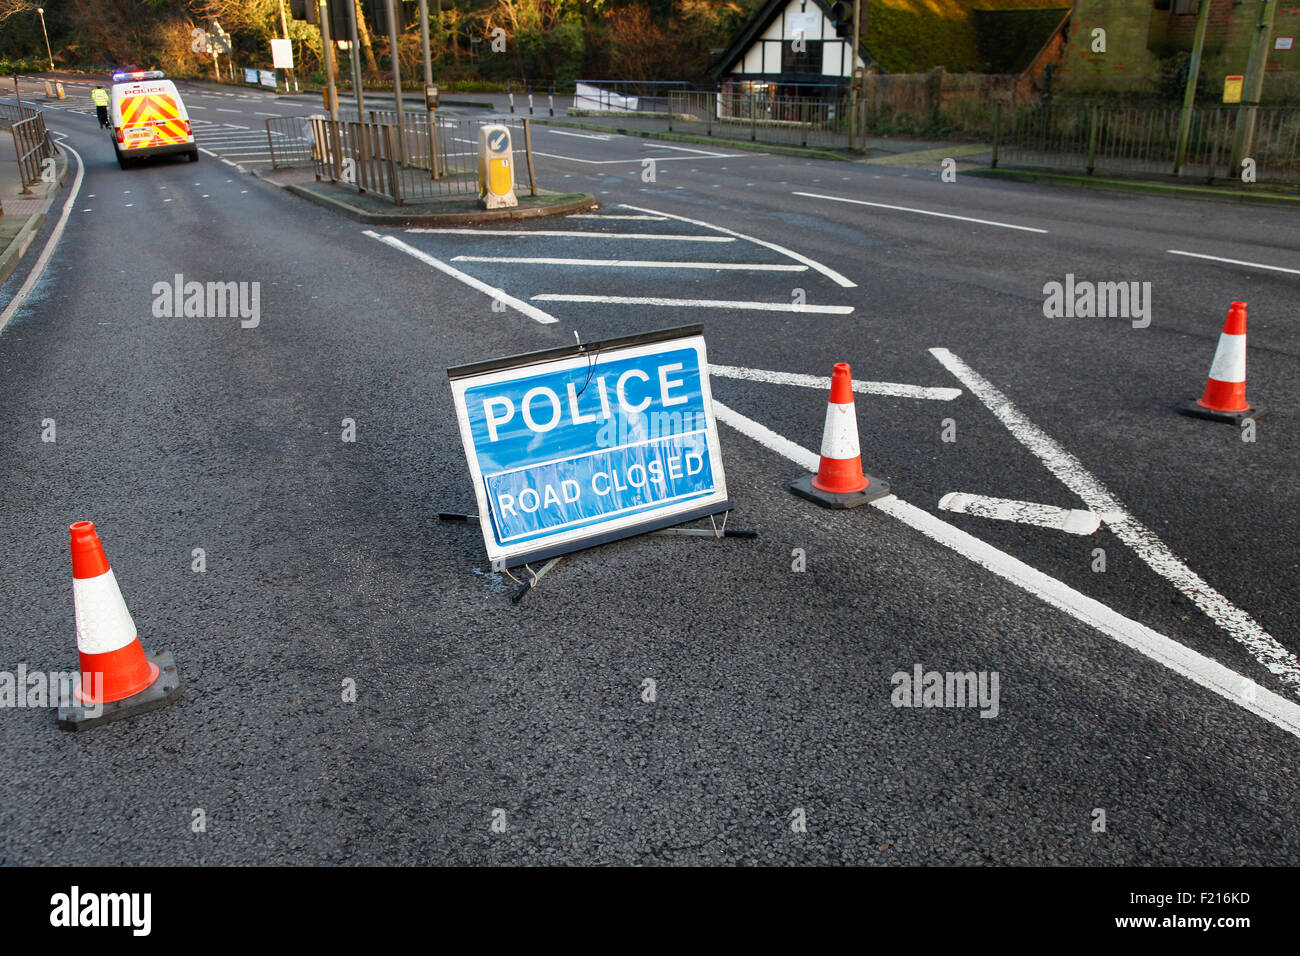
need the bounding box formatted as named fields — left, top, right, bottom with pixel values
left=938, top=493, right=1101, bottom=535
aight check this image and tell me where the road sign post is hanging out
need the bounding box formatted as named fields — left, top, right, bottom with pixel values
left=477, top=124, right=517, bottom=208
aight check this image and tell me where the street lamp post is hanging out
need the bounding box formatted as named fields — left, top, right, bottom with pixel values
left=37, top=7, right=55, bottom=73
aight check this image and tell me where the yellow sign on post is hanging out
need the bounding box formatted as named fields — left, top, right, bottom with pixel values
left=477, top=124, right=518, bottom=210
left=1223, top=75, right=1244, bottom=104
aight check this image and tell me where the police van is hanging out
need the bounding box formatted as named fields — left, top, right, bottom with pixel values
left=109, top=71, right=198, bottom=169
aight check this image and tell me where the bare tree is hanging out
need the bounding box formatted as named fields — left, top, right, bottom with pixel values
left=0, top=0, right=36, bottom=27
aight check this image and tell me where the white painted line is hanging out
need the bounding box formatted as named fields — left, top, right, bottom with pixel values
left=708, top=363, right=961, bottom=401
left=710, top=400, right=1300, bottom=740
left=1, top=137, right=84, bottom=335
left=566, top=214, right=667, bottom=221
left=254, top=111, right=279, bottom=117
left=1167, top=249, right=1300, bottom=276
left=532, top=294, right=852, bottom=314
left=793, top=191, right=1049, bottom=234
left=938, top=492, right=1101, bottom=535
left=452, top=256, right=806, bottom=272
left=199, top=148, right=219, bottom=157
left=215, top=108, right=243, bottom=113
left=222, top=123, right=250, bottom=130
left=405, top=228, right=733, bottom=242
left=930, top=347, right=1300, bottom=695
left=528, top=148, right=741, bottom=165
left=643, top=143, right=733, bottom=156
left=364, top=231, right=557, bottom=325
left=620, top=203, right=857, bottom=288
left=548, top=129, right=610, bottom=141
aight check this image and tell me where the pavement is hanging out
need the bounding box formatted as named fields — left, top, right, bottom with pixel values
left=0, top=125, right=69, bottom=287
left=0, top=73, right=1297, bottom=867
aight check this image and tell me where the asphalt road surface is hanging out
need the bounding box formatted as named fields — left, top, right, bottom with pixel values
left=1, top=77, right=1297, bottom=865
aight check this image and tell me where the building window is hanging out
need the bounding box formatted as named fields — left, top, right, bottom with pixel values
left=782, top=39, right=823, bottom=75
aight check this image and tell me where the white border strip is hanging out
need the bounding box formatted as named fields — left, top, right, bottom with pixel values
left=452, top=256, right=807, bottom=272
left=532, top=294, right=852, bottom=314
left=793, top=191, right=1049, bottom=234
left=709, top=363, right=961, bottom=401
left=365, top=231, right=558, bottom=325
left=710, top=399, right=1300, bottom=739
left=929, top=347, right=1300, bottom=694
left=406, top=228, right=733, bottom=242
left=619, top=203, right=858, bottom=288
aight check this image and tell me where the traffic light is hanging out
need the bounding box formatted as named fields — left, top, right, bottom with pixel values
left=367, top=0, right=417, bottom=37
left=329, top=0, right=354, bottom=41
left=829, top=1, right=851, bottom=39
left=289, top=0, right=319, bottom=24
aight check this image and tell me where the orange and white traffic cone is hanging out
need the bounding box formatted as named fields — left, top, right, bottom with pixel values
left=791, top=362, right=891, bottom=508
left=1180, top=301, right=1266, bottom=424
left=57, top=521, right=180, bottom=731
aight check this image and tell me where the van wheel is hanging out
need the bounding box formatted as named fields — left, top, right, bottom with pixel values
left=188, top=149, right=199, bottom=162
left=116, top=148, right=129, bottom=170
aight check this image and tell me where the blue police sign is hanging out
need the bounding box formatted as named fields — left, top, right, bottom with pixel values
left=448, top=326, right=731, bottom=568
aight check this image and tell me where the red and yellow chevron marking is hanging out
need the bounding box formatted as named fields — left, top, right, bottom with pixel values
left=119, top=93, right=190, bottom=149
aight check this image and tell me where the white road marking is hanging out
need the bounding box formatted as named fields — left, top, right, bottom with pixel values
left=644, top=143, right=734, bottom=156
left=532, top=294, right=852, bottom=314
left=1167, top=249, right=1300, bottom=276
left=793, top=191, right=1049, bottom=234
left=254, top=111, right=279, bottom=117
left=222, top=123, right=250, bottom=129
left=708, top=363, right=961, bottom=401
left=548, top=129, right=610, bottom=140
left=365, top=231, right=558, bottom=325
left=452, top=256, right=806, bottom=272
left=406, top=228, right=733, bottom=242
left=215, top=108, right=243, bottom=113
left=710, top=400, right=1300, bottom=740
left=0, top=137, right=84, bottom=335
left=199, top=148, right=219, bottom=157
left=528, top=148, right=741, bottom=165
left=930, top=347, right=1300, bottom=695
left=620, top=203, right=857, bottom=288
left=566, top=214, right=667, bottom=221
left=938, top=492, right=1102, bottom=535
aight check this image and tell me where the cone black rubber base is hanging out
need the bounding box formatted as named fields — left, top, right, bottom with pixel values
left=1178, top=400, right=1266, bottom=425
left=57, top=649, right=181, bottom=731
left=791, top=473, right=891, bottom=509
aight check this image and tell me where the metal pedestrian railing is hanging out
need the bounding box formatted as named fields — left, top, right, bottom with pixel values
left=667, top=91, right=849, bottom=149
left=309, top=113, right=537, bottom=206
left=0, top=98, right=56, bottom=190
left=992, top=103, right=1300, bottom=183
left=265, top=115, right=318, bottom=169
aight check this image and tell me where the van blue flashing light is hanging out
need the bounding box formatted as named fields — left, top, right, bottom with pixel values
left=112, top=70, right=166, bottom=83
